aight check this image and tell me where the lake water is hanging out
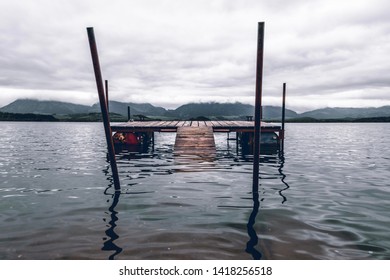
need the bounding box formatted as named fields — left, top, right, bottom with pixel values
left=0, top=122, right=389, bottom=260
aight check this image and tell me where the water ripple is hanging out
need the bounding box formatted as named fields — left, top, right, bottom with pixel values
left=1, top=122, right=389, bottom=259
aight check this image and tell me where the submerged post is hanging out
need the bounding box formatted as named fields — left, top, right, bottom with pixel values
left=105, top=80, right=109, bottom=113
left=281, top=82, right=286, bottom=152
left=87, top=27, right=120, bottom=191
left=252, top=22, right=265, bottom=189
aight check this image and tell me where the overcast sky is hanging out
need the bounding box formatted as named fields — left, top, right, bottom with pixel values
left=1, top=0, right=389, bottom=112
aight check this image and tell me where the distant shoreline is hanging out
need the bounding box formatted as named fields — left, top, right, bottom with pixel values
left=1, top=112, right=389, bottom=123
left=2, top=99, right=390, bottom=122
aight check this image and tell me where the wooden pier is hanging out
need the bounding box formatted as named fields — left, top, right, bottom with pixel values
left=87, top=22, right=284, bottom=191
left=111, top=120, right=282, bottom=155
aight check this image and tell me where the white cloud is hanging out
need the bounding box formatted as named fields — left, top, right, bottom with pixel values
left=0, top=0, right=390, bottom=111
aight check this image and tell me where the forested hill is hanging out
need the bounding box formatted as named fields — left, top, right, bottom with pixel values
left=1, top=99, right=390, bottom=121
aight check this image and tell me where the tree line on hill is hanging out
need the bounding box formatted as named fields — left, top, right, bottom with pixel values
left=1, top=99, right=390, bottom=122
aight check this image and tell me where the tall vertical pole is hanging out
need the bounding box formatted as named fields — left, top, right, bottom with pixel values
left=281, top=82, right=286, bottom=152
left=87, top=27, right=120, bottom=191
left=105, top=80, right=109, bottom=113
left=252, top=22, right=265, bottom=189
left=127, top=106, right=131, bottom=121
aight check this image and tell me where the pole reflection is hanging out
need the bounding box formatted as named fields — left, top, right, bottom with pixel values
left=278, top=152, right=290, bottom=204
left=102, top=188, right=122, bottom=260
left=246, top=149, right=290, bottom=259
left=246, top=180, right=262, bottom=259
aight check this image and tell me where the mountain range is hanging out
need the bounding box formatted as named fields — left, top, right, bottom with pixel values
left=1, top=99, right=390, bottom=121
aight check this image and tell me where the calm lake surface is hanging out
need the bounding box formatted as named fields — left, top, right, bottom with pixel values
left=0, top=122, right=389, bottom=260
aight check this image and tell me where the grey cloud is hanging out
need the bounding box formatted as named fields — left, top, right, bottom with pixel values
left=0, top=0, right=389, bottom=111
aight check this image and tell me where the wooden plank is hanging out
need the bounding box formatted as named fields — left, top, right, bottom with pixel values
left=125, top=121, right=143, bottom=127
left=198, top=121, right=206, bottom=127
left=161, top=121, right=173, bottom=127
left=217, top=120, right=231, bottom=127
left=221, top=121, right=238, bottom=127
left=155, top=121, right=168, bottom=126
left=176, top=121, right=186, bottom=127
left=174, top=126, right=216, bottom=155
left=209, top=121, right=220, bottom=128
left=214, top=120, right=225, bottom=127
left=231, top=121, right=243, bottom=127
left=236, top=121, right=253, bottom=126
left=141, top=121, right=159, bottom=127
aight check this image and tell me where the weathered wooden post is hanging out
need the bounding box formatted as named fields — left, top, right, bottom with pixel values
left=246, top=21, right=265, bottom=260
left=252, top=22, right=265, bottom=189
left=105, top=80, right=109, bottom=113
left=87, top=27, right=120, bottom=191
left=281, top=82, right=286, bottom=152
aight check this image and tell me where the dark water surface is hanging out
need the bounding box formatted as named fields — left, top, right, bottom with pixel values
left=0, top=122, right=389, bottom=259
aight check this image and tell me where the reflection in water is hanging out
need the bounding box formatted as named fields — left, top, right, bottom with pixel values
left=278, top=153, right=290, bottom=204
left=102, top=182, right=123, bottom=259
left=246, top=149, right=289, bottom=259
left=2, top=122, right=389, bottom=259
left=101, top=139, right=288, bottom=260
left=246, top=181, right=262, bottom=259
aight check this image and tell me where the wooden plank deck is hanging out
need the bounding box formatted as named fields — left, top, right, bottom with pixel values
left=174, top=126, right=216, bottom=156
left=111, top=120, right=281, bottom=133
